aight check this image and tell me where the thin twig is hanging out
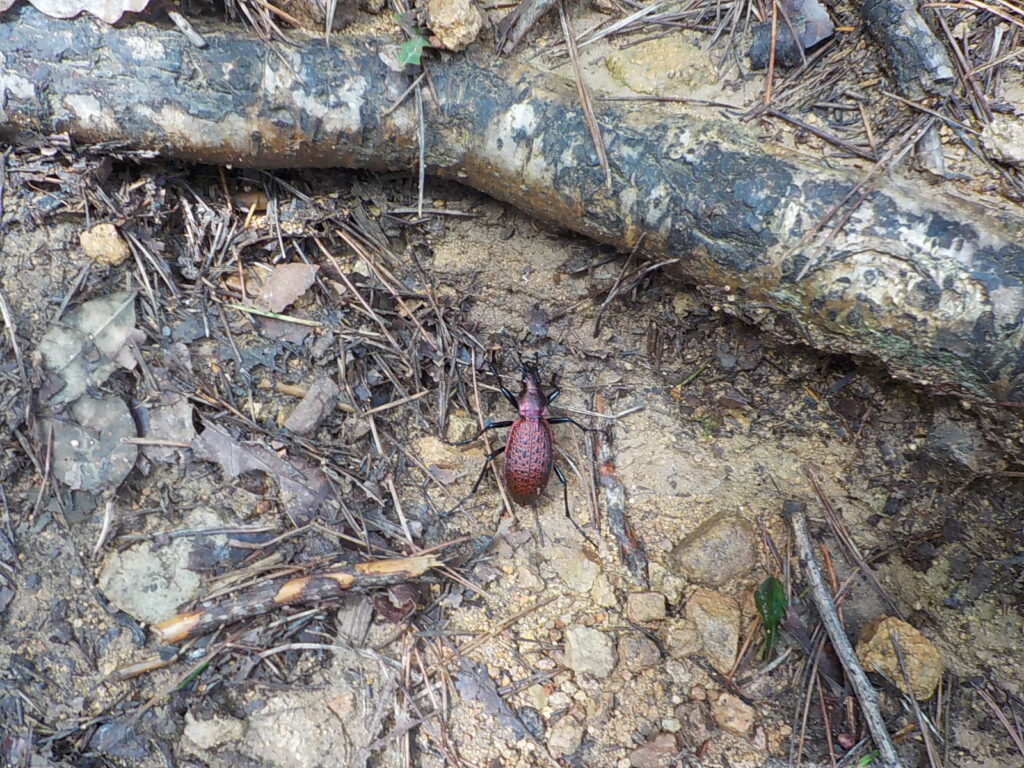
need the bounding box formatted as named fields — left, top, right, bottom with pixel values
left=889, top=631, right=944, bottom=768
left=559, top=0, right=611, bottom=190
left=92, top=499, right=115, bottom=558
left=974, top=684, right=1024, bottom=757
left=592, top=391, right=648, bottom=586
left=416, top=83, right=426, bottom=217
left=784, top=500, right=903, bottom=768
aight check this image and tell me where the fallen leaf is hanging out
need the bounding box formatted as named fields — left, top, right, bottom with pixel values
left=141, top=390, right=196, bottom=463
left=192, top=421, right=331, bottom=524
left=37, top=291, right=137, bottom=406
left=257, top=263, right=319, bottom=313
left=45, top=395, right=138, bottom=492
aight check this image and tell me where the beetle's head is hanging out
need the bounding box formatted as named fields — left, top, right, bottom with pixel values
left=517, top=360, right=539, bottom=389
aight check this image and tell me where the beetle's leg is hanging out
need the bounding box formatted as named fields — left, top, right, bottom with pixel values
left=553, top=463, right=597, bottom=547
left=445, top=419, right=514, bottom=446
left=546, top=372, right=561, bottom=405
left=471, top=445, right=506, bottom=494
left=488, top=362, right=520, bottom=410
left=546, top=416, right=604, bottom=434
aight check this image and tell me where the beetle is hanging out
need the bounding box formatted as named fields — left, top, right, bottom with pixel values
left=447, top=360, right=602, bottom=542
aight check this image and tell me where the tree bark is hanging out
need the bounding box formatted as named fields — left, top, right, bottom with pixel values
left=2, top=7, right=1023, bottom=404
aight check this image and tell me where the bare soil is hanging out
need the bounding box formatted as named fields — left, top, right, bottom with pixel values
left=1, top=3, right=1023, bottom=767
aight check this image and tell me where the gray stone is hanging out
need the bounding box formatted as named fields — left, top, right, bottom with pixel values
left=564, top=625, right=617, bottom=678
left=554, top=546, right=599, bottom=593
left=923, top=409, right=1004, bottom=475
left=618, top=634, right=661, bottom=670
left=982, top=116, right=1024, bottom=167
left=629, top=733, right=679, bottom=767
left=686, top=588, right=740, bottom=675
left=671, top=513, right=756, bottom=586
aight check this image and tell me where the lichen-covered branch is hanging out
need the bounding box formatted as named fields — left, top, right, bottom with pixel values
left=2, top=7, right=1023, bottom=404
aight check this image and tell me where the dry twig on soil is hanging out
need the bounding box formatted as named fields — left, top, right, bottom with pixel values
left=153, top=554, right=441, bottom=643
left=784, top=500, right=903, bottom=768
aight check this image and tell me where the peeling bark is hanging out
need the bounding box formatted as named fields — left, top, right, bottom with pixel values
left=2, top=7, right=1023, bottom=403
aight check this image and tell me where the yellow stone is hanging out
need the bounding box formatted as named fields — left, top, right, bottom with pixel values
left=856, top=616, right=943, bottom=700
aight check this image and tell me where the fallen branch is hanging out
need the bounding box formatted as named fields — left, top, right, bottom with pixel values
left=784, top=500, right=902, bottom=768
left=861, top=0, right=954, bottom=100
left=2, top=8, right=1023, bottom=404
left=152, top=553, right=441, bottom=643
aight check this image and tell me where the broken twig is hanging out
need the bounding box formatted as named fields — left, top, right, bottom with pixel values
left=784, top=500, right=902, bottom=768
left=153, top=554, right=441, bottom=643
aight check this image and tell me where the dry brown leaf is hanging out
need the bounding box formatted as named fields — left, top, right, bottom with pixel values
left=192, top=421, right=331, bottom=524
left=257, top=262, right=319, bottom=313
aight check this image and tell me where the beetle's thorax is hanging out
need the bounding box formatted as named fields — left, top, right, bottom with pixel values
left=517, top=370, right=548, bottom=419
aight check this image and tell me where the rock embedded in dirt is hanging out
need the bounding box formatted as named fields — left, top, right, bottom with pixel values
left=547, top=713, right=585, bottom=756
left=685, top=588, right=741, bottom=675
left=671, top=513, right=757, bottom=587
left=590, top=573, right=618, bottom=607
left=619, top=634, right=661, bottom=670
left=981, top=115, right=1024, bottom=167
left=426, top=0, right=482, bottom=52
left=517, top=562, right=545, bottom=593
left=183, top=711, right=246, bottom=751
left=605, top=36, right=716, bottom=96
left=855, top=616, right=944, bottom=700
left=663, top=619, right=700, bottom=660
left=79, top=222, right=129, bottom=266
left=629, top=732, right=680, bottom=768
left=98, top=509, right=229, bottom=624
left=564, top=624, right=617, bottom=678
left=922, top=408, right=1004, bottom=475
left=711, top=692, right=755, bottom=736
left=283, top=375, right=339, bottom=436
left=625, top=591, right=667, bottom=623
left=554, top=546, right=599, bottom=593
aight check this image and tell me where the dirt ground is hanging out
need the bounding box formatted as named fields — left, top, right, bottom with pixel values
left=2, top=2, right=1024, bottom=768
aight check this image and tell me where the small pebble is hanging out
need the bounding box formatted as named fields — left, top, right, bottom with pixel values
left=711, top=693, right=755, bottom=736
left=626, top=592, right=667, bottom=623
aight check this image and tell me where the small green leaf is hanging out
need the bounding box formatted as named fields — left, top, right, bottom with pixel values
left=754, top=576, right=786, bottom=660
left=855, top=751, right=877, bottom=767
left=398, top=35, right=429, bottom=66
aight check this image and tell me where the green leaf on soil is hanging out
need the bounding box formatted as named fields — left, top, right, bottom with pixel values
left=755, top=576, right=786, bottom=660
left=398, top=34, right=429, bottom=66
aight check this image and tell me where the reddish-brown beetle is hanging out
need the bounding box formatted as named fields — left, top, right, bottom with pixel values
left=448, top=361, right=601, bottom=541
